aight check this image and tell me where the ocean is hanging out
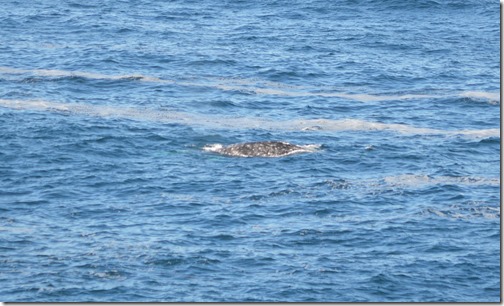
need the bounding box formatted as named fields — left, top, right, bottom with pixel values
left=0, top=0, right=500, bottom=302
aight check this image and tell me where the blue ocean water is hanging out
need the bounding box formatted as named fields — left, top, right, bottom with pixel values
left=0, top=0, right=500, bottom=302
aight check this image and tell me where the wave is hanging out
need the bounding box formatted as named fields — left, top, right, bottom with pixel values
left=0, top=66, right=499, bottom=103
left=425, top=206, right=500, bottom=220
left=321, top=174, right=500, bottom=221
left=460, top=91, right=500, bottom=104
left=0, top=99, right=499, bottom=138
left=0, top=66, right=169, bottom=84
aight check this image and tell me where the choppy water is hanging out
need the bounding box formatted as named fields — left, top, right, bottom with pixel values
left=0, top=0, right=500, bottom=302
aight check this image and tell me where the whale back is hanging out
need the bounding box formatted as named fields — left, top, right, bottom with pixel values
left=204, top=141, right=318, bottom=157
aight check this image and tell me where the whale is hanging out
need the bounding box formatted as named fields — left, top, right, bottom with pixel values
left=203, top=141, right=319, bottom=157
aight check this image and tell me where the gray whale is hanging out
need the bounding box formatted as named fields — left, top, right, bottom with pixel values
left=203, top=141, right=319, bottom=157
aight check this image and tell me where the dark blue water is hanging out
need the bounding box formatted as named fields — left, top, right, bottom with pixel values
left=0, top=0, right=500, bottom=302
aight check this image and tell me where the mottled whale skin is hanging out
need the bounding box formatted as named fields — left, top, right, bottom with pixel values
left=204, top=141, right=317, bottom=157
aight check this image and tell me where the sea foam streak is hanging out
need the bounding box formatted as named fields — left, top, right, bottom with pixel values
left=0, top=66, right=499, bottom=103
left=460, top=91, right=500, bottom=104
left=0, top=98, right=499, bottom=138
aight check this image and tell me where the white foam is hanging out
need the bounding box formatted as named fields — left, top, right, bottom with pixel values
left=202, top=144, right=224, bottom=152
left=1, top=66, right=499, bottom=103
left=299, top=144, right=322, bottom=151
left=0, top=99, right=192, bottom=123
left=0, top=98, right=499, bottom=138
left=460, top=91, right=500, bottom=103
left=444, top=129, right=501, bottom=138
left=212, top=83, right=436, bottom=101
left=291, top=118, right=498, bottom=138
left=289, top=118, right=442, bottom=134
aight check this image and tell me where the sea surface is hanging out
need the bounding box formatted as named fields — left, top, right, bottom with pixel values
left=0, top=0, right=500, bottom=302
